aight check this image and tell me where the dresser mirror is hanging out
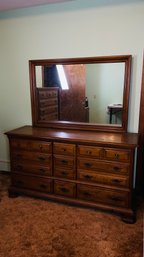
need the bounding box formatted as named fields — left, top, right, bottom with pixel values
left=29, top=55, right=132, bottom=132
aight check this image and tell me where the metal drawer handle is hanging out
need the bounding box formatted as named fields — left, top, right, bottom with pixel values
left=112, top=179, right=121, bottom=184
left=60, top=187, right=69, bottom=193
left=113, top=166, right=120, bottom=171
left=39, top=168, right=46, bottom=173
left=111, top=196, right=123, bottom=202
left=115, top=154, right=120, bottom=159
left=38, top=156, right=46, bottom=161
left=84, top=175, right=93, bottom=180
left=86, top=151, right=92, bottom=155
left=83, top=191, right=91, bottom=197
left=61, top=160, right=68, bottom=164
left=39, top=184, right=47, bottom=189
left=84, top=162, right=92, bottom=168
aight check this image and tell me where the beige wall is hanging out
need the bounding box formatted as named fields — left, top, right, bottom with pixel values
left=0, top=0, right=143, bottom=171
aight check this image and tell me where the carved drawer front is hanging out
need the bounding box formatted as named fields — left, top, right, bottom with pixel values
left=40, top=106, right=58, bottom=116
left=54, top=180, right=76, bottom=198
left=77, top=158, right=130, bottom=175
left=104, top=148, right=131, bottom=162
left=39, top=98, right=58, bottom=108
left=12, top=173, right=53, bottom=193
left=77, top=169, right=129, bottom=187
left=40, top=112, right=58, bottom=121
left=11, top=139, right=52, bottom=153
left=54, top=155, right=75, bottom=169
left=53, top=142, right=76, bottom=155
left=12, top=151, right=52, bottom=165
left=77, top=145, right=102, bottom=158
left=77, top=184, right=129, bottom=207
left=12, top=162, right=52, bottom=176
left=38, top=89, right=58, bottom=99
left=54, top=168, right=76, bottom=179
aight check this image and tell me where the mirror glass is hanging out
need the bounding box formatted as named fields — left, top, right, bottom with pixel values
left=29, top=55, right=131, bottom=132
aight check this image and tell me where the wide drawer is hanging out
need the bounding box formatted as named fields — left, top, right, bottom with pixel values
left=12, top=173, right=53, bottom=193
left=77, top=158, right=130, bottom=175
left=12, top=162, right=52, bottom=176
left=38, top=89, right=58, bottom=98
left=53, top=142, right=76, bottom=155
left=54, top=168, right=76, bottom=179
left=54, top=180, right=76, bottom=198
left=77, top=184, right=129, bottom=207
left=10, top=139, right=52, bottom=153
left=77, top=169, right=129, bottom=187
left=53, top=155, right=75, bottom=169
left=12, top=151, right=52, bottom=165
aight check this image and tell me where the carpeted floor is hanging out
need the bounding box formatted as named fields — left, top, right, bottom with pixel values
left=0, top=173, right=143, bottom=257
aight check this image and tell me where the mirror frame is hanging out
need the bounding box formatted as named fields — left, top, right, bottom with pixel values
left=29, top=55, right=132, bottom=132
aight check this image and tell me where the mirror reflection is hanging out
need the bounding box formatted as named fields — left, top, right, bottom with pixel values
left=35, top=63, right=125, bottom=125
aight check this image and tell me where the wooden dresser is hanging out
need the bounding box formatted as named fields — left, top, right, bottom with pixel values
left=37, top=87, right=59, bottom=121
left=6, top=125, right=138, bottom=222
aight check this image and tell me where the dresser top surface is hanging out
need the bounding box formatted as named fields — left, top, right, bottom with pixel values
left=5, top=126, right=138, bottom=148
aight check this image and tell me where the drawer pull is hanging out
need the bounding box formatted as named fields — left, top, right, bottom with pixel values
left=111, top=196, right=123, bottom=202
left=39, top=144, right=43, bottom=149
left=61, top=160, right=68, bottom=164
left=83, top=191, right=91, bottom=197
left=113, top=166, right=120, bottom=171
left=38, top=157, right=46, bottom=161
left=39, top=184, right=47, bottom=189
left=61, top=171, right=68, bottom=176
left=84, top=162, right=92, bottom=168
left=62, top=148, right=66, bottom=152
left=84, top=175, right=93, bottom=180
left=60, top=187, right=69, bottom=193
left=112, top=179, right=121, bottom=184
left=115, top=154, right=120, bottom=159
left=86, top=151, right=92, bottom=155
left=39, top=168, right=46, bottom=173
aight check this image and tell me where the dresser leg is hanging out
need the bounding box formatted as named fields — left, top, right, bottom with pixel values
left=121, top=214, right=136, bottom=224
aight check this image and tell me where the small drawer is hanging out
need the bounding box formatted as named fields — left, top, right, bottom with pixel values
left=54, top=168, right=76, bottom=179
left=54, top=180, right=76, bottom=198
left=77, top=184, right=129, bottom=207
left=104, top=148, right=131, bottom=162
left=12, top=173, right=53, bottom=193
left=40, top=105, right=58, bottom=115
left=77, top=169, right=129, bottom=187
left=54, top=155, right=75, bottom=169
left=12, top=151, right=52, bottom=165
left=10, top=139, right=52, bottom=153
left=77, top=145, right=102, bottom=158
left=77, top=158, right=130, bottom=175
left=12, top=162, right=52, bottom=176
left=53, top=143, right=76, bottom=155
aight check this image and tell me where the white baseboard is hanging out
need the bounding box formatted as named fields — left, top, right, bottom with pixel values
left=0, top=160, right=10, bottom=172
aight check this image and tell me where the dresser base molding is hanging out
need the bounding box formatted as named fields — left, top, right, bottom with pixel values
left=8, top=186, right=136, bottom=223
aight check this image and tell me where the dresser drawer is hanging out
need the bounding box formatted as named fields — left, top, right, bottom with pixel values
left=77, top=158, right=130, bottom=175
left=54, top=168, right=76, bottom=179
left=77, top=169, right=129, bottom=187
left=77, top=184, right=129, bottom=207
left=77, top=145, right=102, bottom=158
left=104, top=148, right=131, bottom=162
left=12, top=173, right=53, bottom=193
left=54, top=180, right=76, bottom=198
left=38, top=89, right=58, bottom=99
left=39, top=98, right=58, bottom=108
left=53, top=142, right=76, bottom=155
left=11, top=139, right=52, bottom=153
left=12, top=151, right=52, bottom=165
left=54, top=155, right=75, bottom=169
left=12, top=162, right=52, bottom=176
